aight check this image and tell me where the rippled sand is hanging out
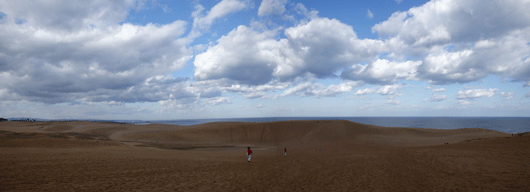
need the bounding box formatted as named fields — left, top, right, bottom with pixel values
left=1, top=120, right=528, bottom=191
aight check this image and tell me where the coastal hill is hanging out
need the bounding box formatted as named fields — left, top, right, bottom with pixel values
left=0, top=120, right=510, bottom=149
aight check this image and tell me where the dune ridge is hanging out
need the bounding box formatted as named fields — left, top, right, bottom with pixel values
left=119, top=120, right=509, bottom=149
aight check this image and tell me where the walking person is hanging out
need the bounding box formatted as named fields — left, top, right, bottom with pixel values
left=283, top=147, right=287, bottom=157
left=246, top=147, right=252, bottom=162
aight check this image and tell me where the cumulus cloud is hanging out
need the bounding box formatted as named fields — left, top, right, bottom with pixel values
left=523, top=92, right=530, bottom=99
left=372, top=0, right=530, bottom=85
left=458, top=100, right=471, bottom=105
left=223, top=81, right=288, bottom=99
left=367, top=9, right=374, bottom=19
left=457, top=88, right=497, bottom=100
left=207, top=97, right=233, bottom=105
left=194, top=17, right=386, bottom=85
left=195, top=0, right=530, bottom=88
left=0, top=1, right=197, bottom=105
left=294, top=3, right=319, bottom=19
left=258, top=0, right=288, bottom=17
left=430, top=94, right=447, bottom=102
left=189, top=0, right=251, bottom=38
left=192, top=0, right=250, bottom=30
left=0, top=1, right=138, bottom=32
left=456, top=88, right=497, bottom=104
left=354, top=84, right=406, bottom=98
left=283, top=18, right=386, bottom=79
left=2, top=0, right=530, bottom=118
left=500, top=92, right=514, bottom=100
left=281, top=81, right=362, bottom=97
left=193, top=26, right=281, bottom=85
left=417, top=32, right=530, bottom=85
left=354, top=87, right=378, bottom=95
left=158, top=98, right=199, bottom=110
left=341, top=59, right=420, bottom=84
left=373, top=0, right=530, bottom=47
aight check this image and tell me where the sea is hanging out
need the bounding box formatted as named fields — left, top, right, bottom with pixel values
left=135, top=117, right=530, bottom=134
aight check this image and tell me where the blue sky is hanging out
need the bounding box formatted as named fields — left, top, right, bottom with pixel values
left=0, top=0, right=530, bottom=120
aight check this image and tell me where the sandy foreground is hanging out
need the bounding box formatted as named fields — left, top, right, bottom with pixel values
left=1, top=120, right=529, bottom=191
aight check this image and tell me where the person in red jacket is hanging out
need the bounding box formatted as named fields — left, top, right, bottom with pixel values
left=246, top=147, right=252, bottom=162
left=283, top=147, right=287, bottom=157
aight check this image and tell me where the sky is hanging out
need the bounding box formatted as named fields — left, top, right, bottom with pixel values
left=1, top=0, right=530, bottom=120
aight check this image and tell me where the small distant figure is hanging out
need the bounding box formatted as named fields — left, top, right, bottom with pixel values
left=246, top=147, right=252, bottom=162
left=283, top=148, right=287, bottom=157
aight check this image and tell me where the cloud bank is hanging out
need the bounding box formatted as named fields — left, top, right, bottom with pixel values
left=0, top=0, right=529, bottom=117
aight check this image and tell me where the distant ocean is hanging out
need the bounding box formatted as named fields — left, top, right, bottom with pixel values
left=140, top=117, right=530, bottom=134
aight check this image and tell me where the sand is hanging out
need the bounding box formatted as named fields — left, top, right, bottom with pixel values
left=1, top=120, right=529, bottom=191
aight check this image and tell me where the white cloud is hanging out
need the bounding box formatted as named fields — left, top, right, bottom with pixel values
left=354, top=84, right=406, bottom=98
left=190, top=0, right=251, bottom=38
left=0, top=2, right=196, bottom=105
left=432, top=88, right=447, bottom=92
left=193, top=26, right=281, bottom=85
left=417, top=30, right=530, bottom=85
left=294, top=3, right=318, bottom=19
left=354, top=87, right=377, bottom=95
left=419, top=49, right=485, bottom=84
left=395, top=0, right=403, bottom=4
left=283, top=18, right=386, bottom=79
left=207, top=97, right=232, bottom=105
left=158, top=98, right=200, bottom=110
left=258, top=0, right=288, bottom=17
left=162, top=4, right=172, bottom=13
left=458, top=100, right=471, bottom=105
left=371, top=0, right=530, bottom=85
left=373, top=0, right=530, bottom=47
left=194, top=0, right=530, bottom=89
left=435, top=105, right=450, bottom=109
left=224, top=81, right=289, bottom=92
left=367, top=9, right=374, bottom=19
left=457, top=88, right=497, bottom=100
left=500, top=92, right=514, bottom=100
left=194, top=17, right=386, bottom=85
left=342, top=59, right=420, bottom=84
left=281, top=81, right=362, bottom=97
left=98, top=101, right=123, bottom=106
left=386, top=100, right=400, bottom=105
left=376, top=84, right=406, bottom=96
left=238, top=104, right=266, bottom=109
left=217, top=80, right=288, bottom=99
left=243, top=92, right=268, bottom=99
left=430, top=94, right=447, bottom=102
left=0, top=1, right=138, bottom=32
left=523, top=92, right=530, bottom=99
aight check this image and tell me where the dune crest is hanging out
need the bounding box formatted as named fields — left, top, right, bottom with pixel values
left=119, top=120, right=509, bottom=149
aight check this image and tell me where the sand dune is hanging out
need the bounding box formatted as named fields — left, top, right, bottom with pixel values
left=120, top=120, right=508, bottom=149
left=1, top=120, right=528, bottom=191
